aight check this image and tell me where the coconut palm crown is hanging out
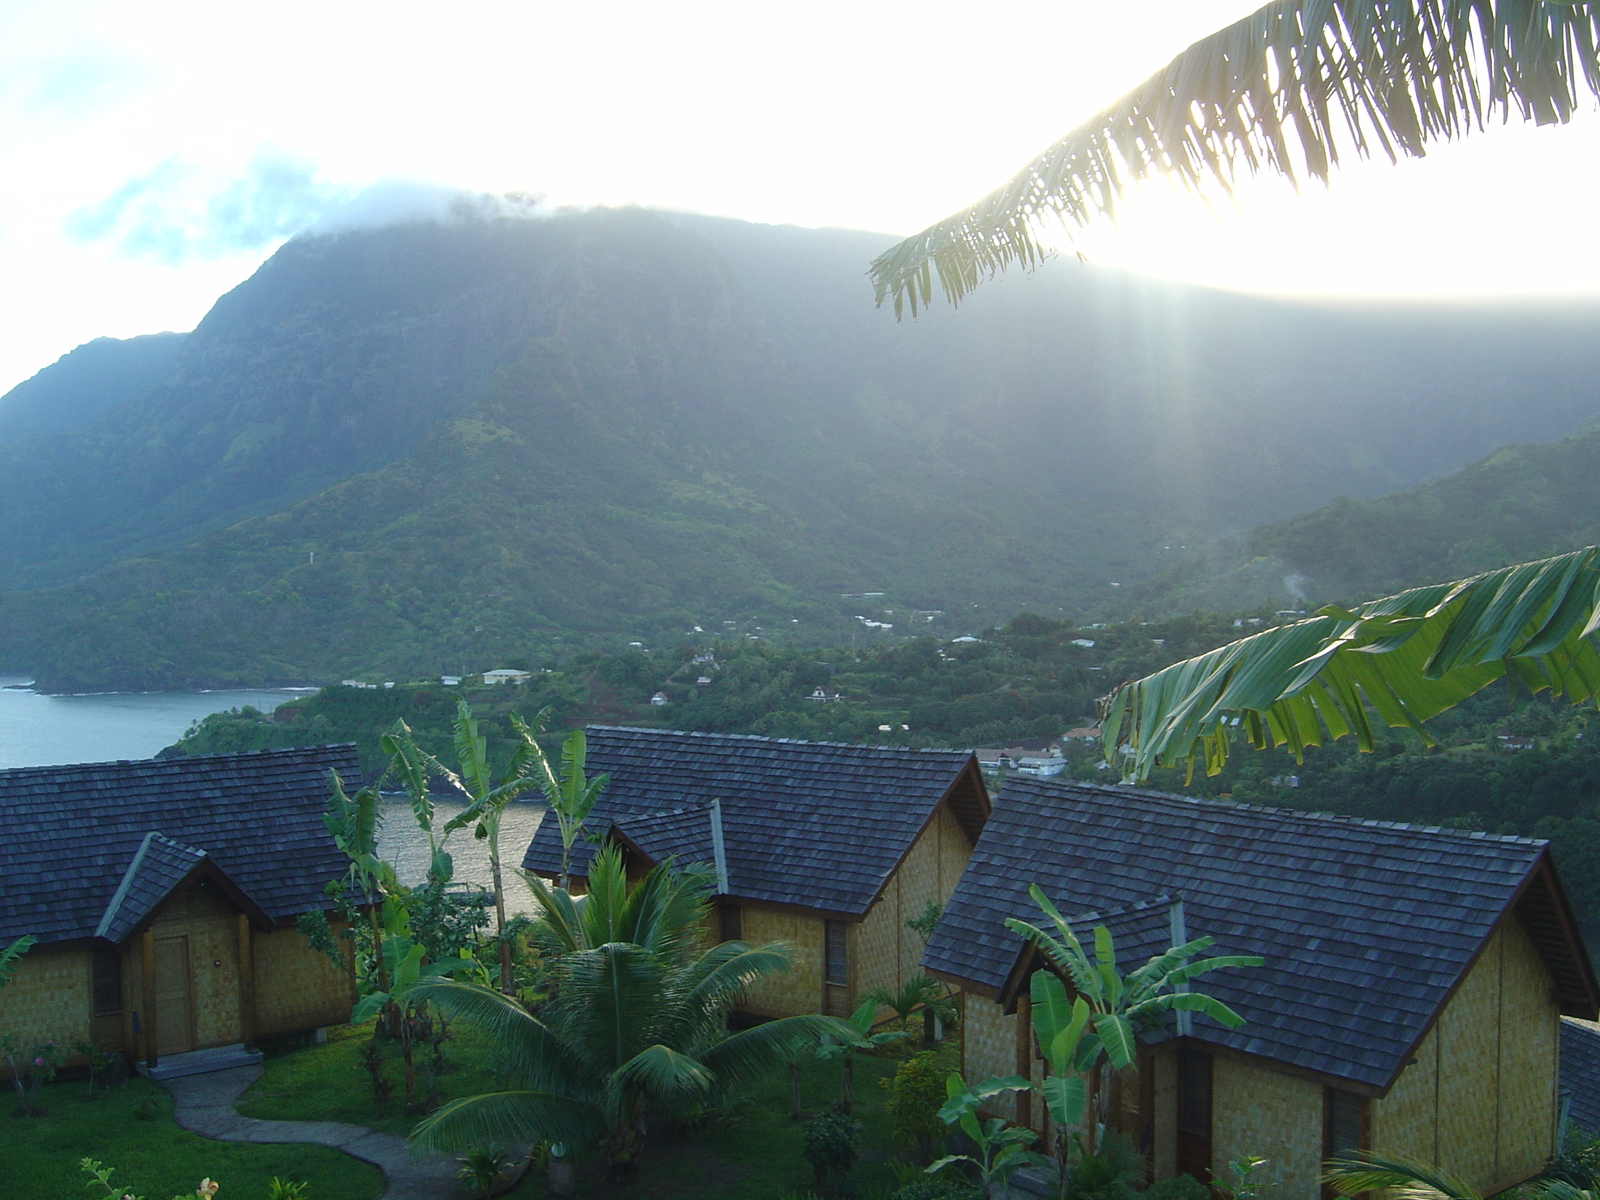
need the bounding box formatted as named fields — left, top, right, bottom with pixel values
left=408, top=845, right=860, bottom=1171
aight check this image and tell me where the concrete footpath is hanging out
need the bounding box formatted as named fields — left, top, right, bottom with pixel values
left=160, top=1064, right=469, bottom=1199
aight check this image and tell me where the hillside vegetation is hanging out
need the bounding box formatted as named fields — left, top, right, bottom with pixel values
left=1144, top=419, right=1600, bottom=612
left=7, top=205, right=1600, bottom=689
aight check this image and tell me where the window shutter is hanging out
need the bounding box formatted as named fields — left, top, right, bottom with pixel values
left=91, top=947, right=122, bottom=1016
left=824, top=920, right=848, bottom=985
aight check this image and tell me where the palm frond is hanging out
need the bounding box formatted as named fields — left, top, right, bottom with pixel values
left=410, top=978, right=586, bottom=1092
left=0, top=933, right=35, bottom=988
left=559, top=942, right=669, bottom=1072
left=1323, top=1150, right=1482, bottom=1200
left=1103, top=546, right=1600, bottom=782
left=870, top=0, right=1600, bottom=315
left=608, top=1043, right=715, bottom=1107
left=697, top=1014, right=862, bottom=1093
left=408, top=1088, right=603, bottom=1154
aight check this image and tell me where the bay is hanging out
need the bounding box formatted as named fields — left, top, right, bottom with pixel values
left=0, top=674, right=310, bottom=770
left=374, top=794, right=547, bottom=909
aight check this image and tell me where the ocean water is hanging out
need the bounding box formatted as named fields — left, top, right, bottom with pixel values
left=0, top=674, right=308, bottom=770
left=375, top=792, right=546, bottom=905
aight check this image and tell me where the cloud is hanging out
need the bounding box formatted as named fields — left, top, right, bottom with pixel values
left=67, top=159, right=551, bottom=263
left=65, top=152, right=354, bottom=264
left=304, top=182, right=548, bottom=236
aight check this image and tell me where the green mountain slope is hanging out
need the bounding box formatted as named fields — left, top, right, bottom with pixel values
left=1139, top=420, right=1600, bottom=612
left=0, top=332, right=185, bottom=446
left=8, top=205, right=1600, bottom=689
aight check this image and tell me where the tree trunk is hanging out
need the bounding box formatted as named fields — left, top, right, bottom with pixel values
left=399, top=1009, right=417, bottom=1112
left=1083, top=1063, right=1100, bottom=1156
left=489, top=814, right=514, bottom=995
left=838, top=1052, right=854, bottom=1114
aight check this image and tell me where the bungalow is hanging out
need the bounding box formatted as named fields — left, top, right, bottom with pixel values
left=925, top=777, right=1599, bottom=1200
left=482, top=668, right=533, bottom=685
left=0, top=746, right=359, bottom=1077
left=522, top=727, right=990, bottom=1019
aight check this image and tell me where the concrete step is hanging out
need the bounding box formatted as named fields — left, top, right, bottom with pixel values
left=139, top=1043, right=264, bottom=1081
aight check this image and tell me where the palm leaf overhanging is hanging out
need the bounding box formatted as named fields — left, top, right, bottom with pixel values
left=870, top=0, right=1600, bottom=315
left=1101, top=545, right=1600, bottom=783
left=1323, top=1149, right=1482, bottom=1200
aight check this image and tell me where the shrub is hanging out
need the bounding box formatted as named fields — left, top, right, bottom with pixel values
left=1545, top=1128, right=1600, bottom=1189
left=1144, top=1174, right=1212, bottom=1200
left=1069, top=1133, right=1145, bottom=1200
left=804, top=1110, right=862, bottom=1198
left=890, top=1181, right=980, bottom=1200
left=881, top=1051, right=946, bottom=1163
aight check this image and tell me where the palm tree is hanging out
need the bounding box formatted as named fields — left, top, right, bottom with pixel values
left=1100, top=545, right=1600, bottom=782
left=869, top=1, right=1600, bottom=316
left=1327, top=1150, right=1595, bottom=1200
left=408, top=845, right=858, bottom=1180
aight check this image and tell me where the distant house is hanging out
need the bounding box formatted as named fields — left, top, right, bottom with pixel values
left=805, top=686, right=842, bottom=702
left=649, top=692, right=669, bottom=706
left=1012, top=753, right=1065, bottom=778
left=1063, top=725, right=1101, bottom=741
left=1498, top=729, right=1536, bottom=751
left=0, top=747, right=359, bottom=1078
left=696, top=675, right=713, bottom=686
left=926, top=777, right=1598, bottom=1200
left=482, top=668, right=532, bottom=685
left=523, top=727, right=990, bottom=1019
left=440, top=675, right=462, bottom=686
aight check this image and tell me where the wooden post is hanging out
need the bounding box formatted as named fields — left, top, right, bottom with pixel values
left=236, top=914, right=255, bottom=1049
left=140, top=929, right=157, bottom=1069
left=1016, top=994, right=1033, bottom=1129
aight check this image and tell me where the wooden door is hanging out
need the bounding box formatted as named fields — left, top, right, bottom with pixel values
left=1176, top=1048, right=1213, bottom=1182
left=154, top=936, right=194, bottom=1056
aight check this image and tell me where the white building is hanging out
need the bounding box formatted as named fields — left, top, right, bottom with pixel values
left=482, top=669, right=532, bottom=685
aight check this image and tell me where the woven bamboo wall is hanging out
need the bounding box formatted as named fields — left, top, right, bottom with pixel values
left=0, top=945, right=92, bottom=1048
left=251, top=921, right=353, bottom=1036
left=1371, top=916, right=1557, bottom=1194
left=964, top=998, right=1022, bottom=1122
left=1212, top=1055, right=1322, bottom=1200
left=857, top=805, right=974, bottom=1015
left=738, top=906, right=825, bottom=1017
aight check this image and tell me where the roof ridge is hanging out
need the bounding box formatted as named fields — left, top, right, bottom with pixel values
left=0, top=742, right=360, bottom=782
left=95, top=831, right=206, bottom=940
left=585, top=725, right=974, bottom=757
left=1061, top=893, right=1174, bottom=927
left=1010, top=777, right=1547, bottom=848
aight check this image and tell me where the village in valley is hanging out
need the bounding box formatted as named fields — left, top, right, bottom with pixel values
left=9, top=2, right=1600, bottom=1199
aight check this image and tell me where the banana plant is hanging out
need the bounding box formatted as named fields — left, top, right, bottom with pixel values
left=349, top=892, right=477, bottom=1110
left=0, top=933, right=34, bottom=990
left=381, top=702, right=548, bottom=993
left=537, top=725, right=609, bottom=891
left=1008, top=883, right=1261, bottom=1165
left=928, top=1073, right=1048, bottom=1199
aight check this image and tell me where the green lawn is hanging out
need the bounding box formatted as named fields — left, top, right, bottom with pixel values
left=0, top=1073, right=383, bottom=1200
left=240, top=1021, right=961, bottom=1200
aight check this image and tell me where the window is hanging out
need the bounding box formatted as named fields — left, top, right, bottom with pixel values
left=824, top=920, right=848, bottom=985
left=1325, top=1088, right=1365, bottom=1158
left=720, top=904, right=743, bottom=943
left=91, top=947, right=122, bottom=1016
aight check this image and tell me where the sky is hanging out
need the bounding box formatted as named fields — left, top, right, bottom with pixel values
left=5, top=0, right=1600, bottom=395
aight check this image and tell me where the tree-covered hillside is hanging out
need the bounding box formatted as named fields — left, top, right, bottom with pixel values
left=0, top=332, right=185, bottom=446
left=1143, top=419, right=1600, bottom=613
left=7, top=204, right=1600, bottom=689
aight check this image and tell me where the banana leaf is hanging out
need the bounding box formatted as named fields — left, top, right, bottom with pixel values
left=1102, top=546, right=1600, bottom=782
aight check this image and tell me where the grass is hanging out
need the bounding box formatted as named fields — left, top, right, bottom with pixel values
left=239, top=1021, right=510, bottom=1138
left=241, top=1020, right=963, bottom=1200
left=0, top=1072, right=383, bottom=1200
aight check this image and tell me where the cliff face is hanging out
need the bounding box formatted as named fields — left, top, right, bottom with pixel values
left=5, top=205, right=1600, bottom=689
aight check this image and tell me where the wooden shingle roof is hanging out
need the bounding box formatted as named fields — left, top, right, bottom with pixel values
left=926, top=777, right=1598, bottom=1092
left=521, top=726, right=987, bottom=916
left=1562, top=1018, right=1600, bottom=1136
left=0, top=745, right=359, bottom=946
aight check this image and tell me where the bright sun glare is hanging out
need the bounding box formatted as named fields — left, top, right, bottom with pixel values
left=4, top=0, right=1600, bottom=394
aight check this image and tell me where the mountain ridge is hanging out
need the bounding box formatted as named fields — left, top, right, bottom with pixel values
left=6, top=205, right=1600, bottom=689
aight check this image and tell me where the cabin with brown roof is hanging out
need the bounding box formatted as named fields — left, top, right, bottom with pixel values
left=0, top=747, right=360, bottom=1078
left=926, top=777, right=1600, bottom=1200
left=522, top=726, right=990, bottom=1020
